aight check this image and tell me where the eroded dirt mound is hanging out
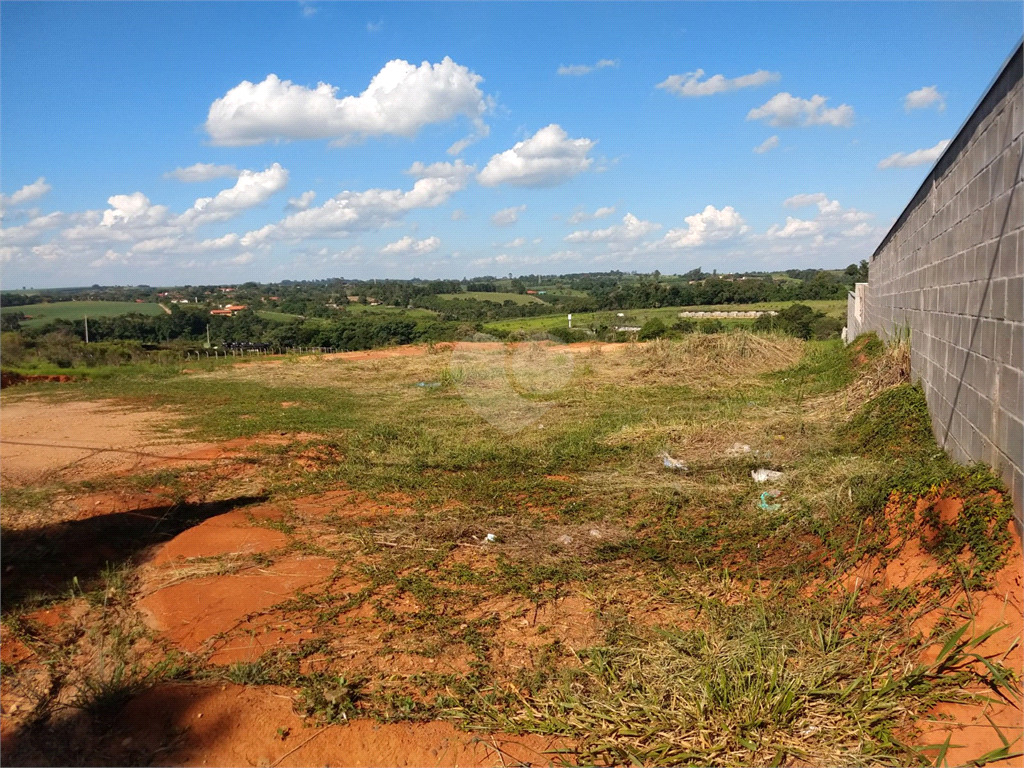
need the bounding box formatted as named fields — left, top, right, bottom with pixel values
left=147, top=507, right=288, bottom=566
left=0, top=371, right=74, bottom=388
left=830, top=490, right=1024, bottom=767
left=137, top=556, right=335, bottom=655
left=1, top=683, right=573, bottom=768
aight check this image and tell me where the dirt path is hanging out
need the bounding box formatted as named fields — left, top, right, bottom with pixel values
left=0, top=398, right=214, bottom=485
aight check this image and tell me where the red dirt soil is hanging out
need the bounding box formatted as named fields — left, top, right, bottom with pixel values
left=147, top=508, right=288, bottom=566
left=914, top=535, right=1023, bottom=768
left=137, top=556, right=336, bottom=655
left=108, top=683, right=572, bottom=767
left=833, top=491, right=1024, bottom=767
left=0, top=372, right=74, bottom=388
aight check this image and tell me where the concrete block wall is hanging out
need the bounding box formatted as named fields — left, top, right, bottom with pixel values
left=853, top=42, right=1023, bottom=527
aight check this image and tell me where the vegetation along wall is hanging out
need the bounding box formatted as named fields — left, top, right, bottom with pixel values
left=847, top=41, right=1023, bottom=527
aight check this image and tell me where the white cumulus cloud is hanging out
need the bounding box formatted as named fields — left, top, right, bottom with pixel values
left=177, top=164, right=289, bottom=225
left=381, top=235, right=441, bottom=255
left=658, top=205, right=748, bottom=249
left=565, top=213, right=660, bottom=243
left=783, top=192, right=830, bottom=209
left=904, top=85, right=945, bottom=112
left=405, top=159, right=476, bottom=183
left=2, top=177, right=52, bottom=207
left=0, top=212, right=67, bottom=246
left=478, top=125, right=595, bottom=188
left=99, top=193, right=170, bottom=229
left=568, top=205, right=616, bottom=223
left=165, top=163, right=241, bottom=182
left=557, top=59, right=619, bottom=76
left=767, top=217, right=821, bottom=239
left=241, top=168, right=470, bottom=245
left=287, top=190, right=316, bottom=211
left=89, top=249, right=126, bottom=268
left=491, top=205, right=527, bottom=226
left=878, top=139, right=950, bottom=169
left=747, top=93, right=854, bottom=127
left=753, top=136, right=779, bottom=154
left=205, top=58, right=492, bottom=148
left=842, top=223, right=876, bottom=237
left=782, top=193, right=872, bottom=224
left=129, top=232, right=242, bottom=256
left=657, top=68, right=779, bottom=97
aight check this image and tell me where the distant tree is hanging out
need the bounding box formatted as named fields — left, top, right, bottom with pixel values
left=638, top=317, right=667, bottom=340
left=756, top=303, right=819, bottom=339
left=810, top=316, right=845, bottom=340
left=698, top=319, right=724, bottom=334
left=1, top=313, right=23, bottom=332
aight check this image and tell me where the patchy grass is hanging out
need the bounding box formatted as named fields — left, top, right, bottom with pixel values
left=449, top=591, right=1001, bottom=767
left=1, top=332, right=1019, bottom=766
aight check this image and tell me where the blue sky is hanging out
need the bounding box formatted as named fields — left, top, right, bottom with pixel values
left=1, top=2, right=1020, bottom=288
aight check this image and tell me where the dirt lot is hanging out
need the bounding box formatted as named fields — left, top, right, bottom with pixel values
left=1, top=337, right=1021, bottom=767
left=0, top=398, right=217, bottom=485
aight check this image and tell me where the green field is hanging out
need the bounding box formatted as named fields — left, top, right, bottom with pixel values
left=345, top=304, right=437, bottom=317
left=258, top=306, right=437, bottom=323
left=1, top=300, right=167, bottom=328
left=256, top=310, right=305, bottom=322
left=439, top=291, right=545, bottom=305
left=484, top=299, right=848, bottom=334
left=675, top=299, right=847, bottom=317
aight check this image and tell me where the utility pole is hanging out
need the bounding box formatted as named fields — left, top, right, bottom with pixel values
left=84, top=316, right=89, bottom=343
left=205, top=323, right=211, bottom=349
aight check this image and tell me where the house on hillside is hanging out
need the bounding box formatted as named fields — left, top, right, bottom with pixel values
left=210, top=304, right=248, bottom=317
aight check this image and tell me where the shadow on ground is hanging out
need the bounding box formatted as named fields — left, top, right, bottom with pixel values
left=1, top=496, right=269, bottom=612
left=0, top=682, right=574, bottom=768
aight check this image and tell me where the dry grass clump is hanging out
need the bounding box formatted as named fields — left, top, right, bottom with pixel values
left=805, top=334, right=912, bottom=424
left=620, top=333, right=805, bottom=387
left=850, top=334, right=911, bottom=401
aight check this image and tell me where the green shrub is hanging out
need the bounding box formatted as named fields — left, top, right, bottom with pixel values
left=637, top=318, right=667, bottom=341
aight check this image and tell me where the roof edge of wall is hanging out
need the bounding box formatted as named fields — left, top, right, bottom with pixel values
left=871, top=39, right=1024, bottom=261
